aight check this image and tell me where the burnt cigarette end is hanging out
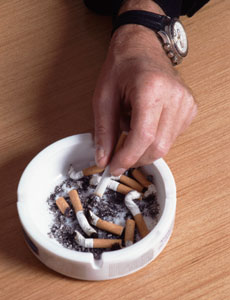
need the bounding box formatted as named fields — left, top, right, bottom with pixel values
left=64, top=206, right=71, bottom=217
left=90, top=232, right=98, bottom=239
left=85, top=209, right=92, bottom=222
left=111, top=243, right=122, bottom=251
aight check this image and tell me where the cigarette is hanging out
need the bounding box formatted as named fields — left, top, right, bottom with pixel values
left=108, top=180, right=137, bottom=195
left=68, top=165, right=104, bottom=180
left=119, top=175, right=144, bottom=192
left=55, top=197, right=71, bottom=217
left=125, top=191, right=149, bottom=238
left=113, top=131, right=128, bottom=153
left=91, top=174, right=142, bottom=196
left=69, top=189, right=97, bottom=237
left=132, top=169, right=152, bottom=188
left=75, top=231, right=122, bottom=248
left=94, top=132, right=128, bottom=198
left=88, top=210, right=124, bottom=236
left=90, top=174, right=120, bottom=186
left=124, top=218, right=135, bottom=247
left=94, top=165, right=111, bottom=198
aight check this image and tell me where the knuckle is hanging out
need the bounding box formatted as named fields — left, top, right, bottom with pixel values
left=186, top=94, right=195, bottom=107
left=94, top=125, right=107, bottom=144
left=121, top=156, right=138, bottom=169
left=141, top=130, right=155, bottom=144
left=174, top=85, right=186, bottom=103
left=153, top=143, right=170, bottom=159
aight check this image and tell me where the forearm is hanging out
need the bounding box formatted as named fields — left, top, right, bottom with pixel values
left=110, top=0, right=172, bottom=71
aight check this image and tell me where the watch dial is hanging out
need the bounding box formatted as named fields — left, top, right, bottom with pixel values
left=172, top=21, right=188, bottom=56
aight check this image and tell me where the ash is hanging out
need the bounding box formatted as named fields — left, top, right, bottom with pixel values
left=47, top=169, right=159, bottom=259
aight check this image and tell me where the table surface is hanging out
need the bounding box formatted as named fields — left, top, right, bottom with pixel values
left=0, top=0, right=229, bottom=299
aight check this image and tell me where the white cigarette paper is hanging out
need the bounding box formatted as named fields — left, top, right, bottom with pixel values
left=125, top=191, right=142, bottom=216
left=75, top=231, right=94, bottom=248
left=90, top=174, right=120, bottom=186
left=125, top=191, right=149, bottom=238
left=88, top=210, right=124, bottom=235
left=94, top=165, right=111, bottom=197
left=76, top=211, right=97, bottom=237
left=94, top=131, right=128, bottom=198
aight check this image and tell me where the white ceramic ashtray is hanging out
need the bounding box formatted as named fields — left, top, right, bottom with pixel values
left=17, top=133, right=176, bottom=281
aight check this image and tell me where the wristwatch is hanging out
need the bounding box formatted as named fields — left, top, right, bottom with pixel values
left=112, top=10, right=188, bottom=65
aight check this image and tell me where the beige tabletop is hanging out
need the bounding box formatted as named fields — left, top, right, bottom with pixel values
left=0, top=0, right=229, bottom=299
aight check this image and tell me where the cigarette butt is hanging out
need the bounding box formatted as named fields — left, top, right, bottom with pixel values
left=124, top=219, right=135, bottom=246
left=68, top=189, right=83, bottom=212
left=83, top=165, right=104, bottom=176
left=116, top=183, right=134, bottom=195
left=55, top=197, right=71, bottom=216
left=97, top=219, right=124, bottom=236
left=119, top=175, right=144, bottom=192
left=108, top=180, right=133, bottom=195
left=88, top=210, right=124, bottom=236
left=94, top=165, right=111, bottom=197
left=75, top=231, right=121, bottom=248
left=114, top=131, right=128, bottom=153
left=93, top=239, right=122, bottom=248
left=132, top=169, right=152, bottom=188
left=69, top=191, right=97, bottom=237
left=109, top=180, right=143, bottom=196
left=134, top=214, right=149, bottom=238
left=94, top=132, right=128, bottom=198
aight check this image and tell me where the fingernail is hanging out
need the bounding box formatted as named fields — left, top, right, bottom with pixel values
left=111, top=168, right=126, bottom=177
left=95, top=145, right=105, bottom=166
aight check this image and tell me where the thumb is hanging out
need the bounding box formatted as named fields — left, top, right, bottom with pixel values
left=93, top=82, right=120, bottom=168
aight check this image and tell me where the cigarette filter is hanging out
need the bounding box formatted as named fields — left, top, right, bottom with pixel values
left=125, top=191, right=149, bottom=238
left=88, top=210, right=124, bottom=236
left=68, top=165, right=104, bottom=180
left=119, top=175, right=144, bottom=192
left=124, top=218, right=135, bottom=247
left=83, top=165, right=105, bottom=176
left=94, top=132, right=128, bottom=198
left=108, top=180, right=134, bottom=195
left=132, top=169, right=152, bottom=188
left=68, top=189, right=83, bottom=212
left=69, top=189, right=97, bottom=237
left=75, top=231, right=122, bottom=248
left=55, top=197, right=71, bottom=216
left=113, top=131, right=128, bottom=153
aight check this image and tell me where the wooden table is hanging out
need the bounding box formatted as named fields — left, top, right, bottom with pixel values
left=0, top=0, right=229, bottom=299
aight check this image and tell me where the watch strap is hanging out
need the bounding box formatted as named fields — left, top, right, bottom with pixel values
left=112, top=10, right=171, bottom=36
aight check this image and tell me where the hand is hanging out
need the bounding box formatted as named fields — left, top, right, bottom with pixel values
left=93, top=24, right=197, bottom=176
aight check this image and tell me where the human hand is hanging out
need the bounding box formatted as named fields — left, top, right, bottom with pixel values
left=93, top=17, right=197, bottom=176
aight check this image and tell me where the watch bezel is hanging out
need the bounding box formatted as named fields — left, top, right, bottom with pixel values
left=169, top=18, right=188, bottom=58
left=157, top=17, right=188, bottom=65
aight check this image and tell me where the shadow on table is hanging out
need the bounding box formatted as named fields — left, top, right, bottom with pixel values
left=34, top=0, right=111, bottom=148
left=0, top=0, right=111, bottom=278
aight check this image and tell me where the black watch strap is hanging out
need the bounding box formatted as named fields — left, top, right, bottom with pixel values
left=112, top=10, right=171, bottom=36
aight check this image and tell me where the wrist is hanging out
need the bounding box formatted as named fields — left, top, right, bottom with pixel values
left=112, top=0, right=166, bottom=55
left=119, top=0, right=165, bottom=15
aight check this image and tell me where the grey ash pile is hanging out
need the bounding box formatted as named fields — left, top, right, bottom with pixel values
left=47, top=169, right=159, bottom=259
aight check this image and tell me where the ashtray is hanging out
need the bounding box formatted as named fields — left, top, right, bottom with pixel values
left=17, top=133, right=176, bottom=280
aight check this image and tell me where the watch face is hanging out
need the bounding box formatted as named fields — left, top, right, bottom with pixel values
left=171, top=20, right=188, bottom=56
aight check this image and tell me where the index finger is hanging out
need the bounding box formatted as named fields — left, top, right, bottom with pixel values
left=109, top=96, right=163, bottom=175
